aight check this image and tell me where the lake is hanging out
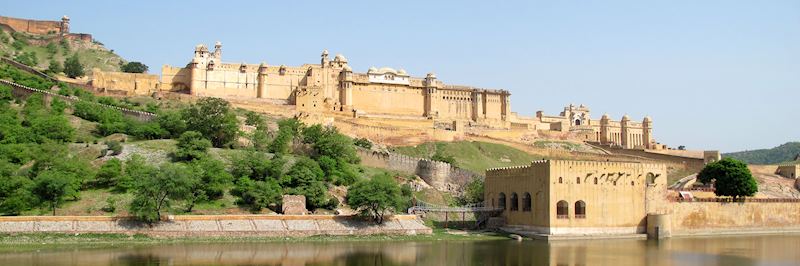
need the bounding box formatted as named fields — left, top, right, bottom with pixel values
left=1, top=234, right=799, bottom=265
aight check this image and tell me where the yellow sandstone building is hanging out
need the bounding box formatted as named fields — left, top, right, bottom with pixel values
left=91, top=42, right=664, bottom=149
left=485, top=160, right=667, bottom=236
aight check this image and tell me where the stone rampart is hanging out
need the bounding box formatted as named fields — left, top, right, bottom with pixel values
left=356, top=148, right=480, bottom=192
left=0, top=215, right=431, bottom=237
left=668, top=201, right=800, bottom=236
left=0, top=79, right=157, bottom=121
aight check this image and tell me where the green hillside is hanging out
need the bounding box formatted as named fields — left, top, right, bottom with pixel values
left=0, top=29, right=125, bottom=74
left=391, top=141, right=541, bottom=174
left=723, top=142, right=800, bottom=165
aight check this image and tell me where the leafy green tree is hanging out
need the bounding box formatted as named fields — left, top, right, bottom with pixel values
left=184, top=158, right=232, bottom=212
left=30, top=114, right=74, bottom=143
left=431, top=150, right=456, bottom=165
left=353, top=138, right=373, bottom=149
left=49, top=98, right=67, bottom=114
left=697, top=158, right=758, bottom=199
left=128, top=163, right=192, bottom=223
left=280, top=157, right=330, bottom=209
left=231, top=177, right=282, bottom=212
left=94, top=158, right=122, bottom=188
left=33, top=170, right=80, bottom=215
left=156, top=110, right=186, bottom=138
left=250, top=128, right=270, bottom=151
left=174, top=131, right=212, bottom=161
left=45, top=42, right=58, bottom=56
left=244, top=111, right=265, bottom=127
left=120, top=61, right=149, bottom=73
left=181, top=98, right=239, bottom=147
left=105, top=140, right=123, bottom=156
left=47, top=59, right=62, bottom=74
left=230, top=151, right=273, bottom=180
left=63, top=54, right=85, bottom=78
left=116, top=154, right=150, bottom=192
left=460, top=177, right=485, bottom=204
left=14, top=51, right=38, bottom=67
left=126, top=120, right=166, bottom=140
left=347, top=173, right=403, bottom=224
left=313, top=128, right=359, bottom=164
left=0, top=174, right=36, bottom=215
left=268, top=128, right=292, bottom=155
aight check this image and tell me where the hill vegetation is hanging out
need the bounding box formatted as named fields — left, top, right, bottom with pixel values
left=392, top=141, right=541, bottom=173
left=0, top=62, right=412, bottom=222
left=0, top=29, right=126, bottom=75
left=723, top=142, right=800, bottom=165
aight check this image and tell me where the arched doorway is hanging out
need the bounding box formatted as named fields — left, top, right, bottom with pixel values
left=498, top=193, right=506, bottom=210
left=510, top=193, right=519, bottom=211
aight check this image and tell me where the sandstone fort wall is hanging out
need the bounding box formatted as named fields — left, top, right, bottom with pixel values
left=0, top=16, right=63, bottom=35
left=356, top=148, right=479, bottom=191
left=0, top=215, right=431, bottom=237
left=91, top=69, right=160, bottom=96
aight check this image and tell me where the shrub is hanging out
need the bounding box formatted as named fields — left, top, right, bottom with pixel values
left=347, top=173, right=403, bottom=224
left=120, top=61, right=148, bottom=73
left=174, top=131, right=211, bottom=161
left=63, top=54, right=84, bottom=78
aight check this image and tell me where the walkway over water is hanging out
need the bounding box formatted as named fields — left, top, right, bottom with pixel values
left=408, top=200, right=503, bottom=229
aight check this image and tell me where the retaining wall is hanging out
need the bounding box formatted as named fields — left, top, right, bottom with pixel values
left=356, top=148, right=479, bottom=191
left=669, top=201, right=800, bottom=236
left=0, top=215, right=431, bottom=237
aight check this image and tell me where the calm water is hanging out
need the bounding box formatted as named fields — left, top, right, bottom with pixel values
left=2, top=235, right=800, bottom=266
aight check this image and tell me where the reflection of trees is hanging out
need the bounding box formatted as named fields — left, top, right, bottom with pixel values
left=113, top=253, right=170, bottom=266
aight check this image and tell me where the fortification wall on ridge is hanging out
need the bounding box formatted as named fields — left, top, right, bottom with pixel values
left=0, top=16, right=63, bottom=35
left=356, top=148, right=479, bottom=192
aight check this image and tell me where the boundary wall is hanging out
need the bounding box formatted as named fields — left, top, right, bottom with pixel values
left=0, top=215, right=431, bottom=237
left=668, top=200, right=800, bottom=236
left=356, top=148, right=478, bottom=192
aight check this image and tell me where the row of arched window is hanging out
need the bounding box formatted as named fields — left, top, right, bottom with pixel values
left=495, top=193, right=586, bottom=219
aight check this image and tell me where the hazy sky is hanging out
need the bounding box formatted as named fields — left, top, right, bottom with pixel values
left=3, top=0, right=798, bottom=152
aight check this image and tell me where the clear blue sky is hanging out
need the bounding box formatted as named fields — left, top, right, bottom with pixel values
left=3, top=0, right=798, bottom=152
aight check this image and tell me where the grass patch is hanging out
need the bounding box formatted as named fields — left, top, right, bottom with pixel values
left=392, top=141, right=540, bottom=173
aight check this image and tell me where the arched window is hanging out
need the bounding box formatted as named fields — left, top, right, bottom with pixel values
left=556, top=200, right=569, bottom=219
left=575, top=119, right=581, bottom=126
left=575, top=201, right=586, bottom=219
left=523, top=193, right=532, bottom=212
left=510, top=193, right=519, bottom=211
left=558, top=177, right=563, bottom=184
left=631, top=181, right=635, bottom=186
left=594, top=177, right=598, bottom=184
left=576, top=177, right=581, bottom=184
left=498, top=193, right=506, bottom=210
left=646, top=173, right=656, bottom=185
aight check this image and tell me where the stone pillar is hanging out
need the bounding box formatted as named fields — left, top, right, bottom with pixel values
left=646, top=214, right=672, bottom=239
left=600, top=114, right=609, bottom=145
left=257, top=63, right=268, bottom=98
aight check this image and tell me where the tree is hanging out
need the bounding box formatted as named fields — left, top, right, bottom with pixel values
left=268, top=128, right=292, bottom=155
left=460, top=177, right=485, bottom=204
left=128, top=163, right=192, bottom=223
left=181, top=98, right=239, bottom=147
left=0, top=174, right=36, bottom=215
left=230, top=151, right=273, bottom=180
left=184, top=158, right=232, bottom=212
left=697, top=158, right=758, bottom=199
left=33, top=170, right=80, bottom=215
left=156, top=110, right=186, bottom=138
left=30, top=114, right=74, bottom=143
left=120, top=61, right=149, bottom=73
left=63, top=54, right=85, bottom=78
left=244, top=111, right=265, bottom=127
left=174, top=131, right=212, bottom=161
left=47, top=59, right=62, bottom=74
left=347, top=173, right=402, bottom=224
left=231, top=177, right=282, bottom=212
left=280, top=157, right=330, bottom=209
left=94, top=158, right=122, bottom=188
left=14, top=51, right=38, bottom=67
left=353, top=138, right=372, bottom=149
left=105, top=140, right=123, bottom=156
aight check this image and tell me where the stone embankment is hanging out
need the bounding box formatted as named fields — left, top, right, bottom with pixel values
left=356, top=148, right=479, bottom=192
left=0, top=215, right=431, bottom=237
